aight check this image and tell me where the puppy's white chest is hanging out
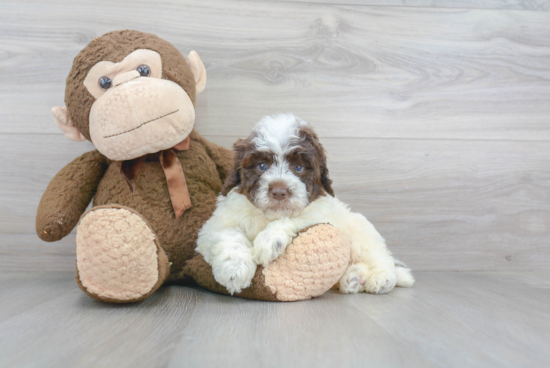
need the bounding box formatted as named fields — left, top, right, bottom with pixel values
left=242, top=217, right=272, bottom=241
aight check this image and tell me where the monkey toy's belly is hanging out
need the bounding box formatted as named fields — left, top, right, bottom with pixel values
left=93, top=142, right=223, bottom=280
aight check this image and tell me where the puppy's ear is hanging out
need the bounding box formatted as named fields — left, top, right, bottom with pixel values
left=318, top=151, right=334, bottom=197
left=221, top=138, right=247, bottom=196
left=300, top=125, right=335, bottom=197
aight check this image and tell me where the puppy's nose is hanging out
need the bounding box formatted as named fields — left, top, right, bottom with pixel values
left=269, top=186, right=290, bottom=201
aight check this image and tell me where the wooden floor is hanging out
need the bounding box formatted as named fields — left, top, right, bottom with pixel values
left=0, top=271, right=548, bottom=368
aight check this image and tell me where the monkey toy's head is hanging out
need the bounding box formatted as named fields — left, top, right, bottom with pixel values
left=52, top=30, right=207, bottom=161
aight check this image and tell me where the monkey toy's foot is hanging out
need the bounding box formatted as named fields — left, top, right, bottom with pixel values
left=260, top=224, right=350, bottom=301
left=75, top=205, right=170, bottom=303
left=185, top=224, right=350, bottom=301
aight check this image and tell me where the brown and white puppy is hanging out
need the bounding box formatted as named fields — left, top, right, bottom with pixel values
left=196, top=113, right=414, bottom=295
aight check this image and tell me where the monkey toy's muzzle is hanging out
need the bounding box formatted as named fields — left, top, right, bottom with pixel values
left=89, top=72, right=195, bottom=161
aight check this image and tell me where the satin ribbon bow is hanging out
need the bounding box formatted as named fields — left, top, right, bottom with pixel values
left=121, top=136, right=191, bottom=218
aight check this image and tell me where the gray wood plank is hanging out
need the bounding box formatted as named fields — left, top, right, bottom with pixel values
left=281, top=0, right=550, bottom=11
left=168, top=285, right=436, bottom=368
left=0, top=233, right=79, bottom=272
left=0, top=273, right=201, bottom=368
left=1, top=0, right=549, bottom=140
left=1, top=271, right=549, bottom=368
left=1, top=0, right=549, bottom=272
left=0, top=272, right=75, bottom=322
left=326, top=137, right=550, bottom=272
left=2, top=134, right=548, bottom=272
left=343, top=271, right=550, bottom=368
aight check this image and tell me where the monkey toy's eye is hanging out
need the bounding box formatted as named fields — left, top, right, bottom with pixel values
left=294, top=165, right=304, bottom=173
left=137, top=64, right=151, bottom=77
left=258, top=163, right=268, bottom=171
left=98, top=76, right=112, bottom=90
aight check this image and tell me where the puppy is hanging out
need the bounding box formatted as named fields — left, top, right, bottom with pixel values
left=196, top=113, right=415, bottom=295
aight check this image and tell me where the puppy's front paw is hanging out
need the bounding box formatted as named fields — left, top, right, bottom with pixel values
left=212, top=256, right=257, bottom=295
left=252, top=228, right=292, bottom=267
left=365, top=269, right=397, bottom=294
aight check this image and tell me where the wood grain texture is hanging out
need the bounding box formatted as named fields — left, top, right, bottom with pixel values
left=0, top=0, right=549, bottom=272
left=2, top=134, right=548, bottom=272
left=1, top=271, right=549, bottom=368
left=281, top=0, right=550, bottom=11
left=0, top=272, right=200, bottom=368
left=0, top=0, right=549, bottom=140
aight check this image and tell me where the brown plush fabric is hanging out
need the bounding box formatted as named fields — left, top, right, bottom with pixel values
left=90, top=130, right=232, bottom=280
left=190, top=131, right=234, bottom=184
left=183, top=255, right=280, bottom=301
left=37, top=30, right=240, bottom=303
left=183, top=224, right=349, bottom=302
left=39, top=30, right=346, bottom=303
left=65, top=30, right=197, bottom=140
left=36, top=150, right=110, bottom=242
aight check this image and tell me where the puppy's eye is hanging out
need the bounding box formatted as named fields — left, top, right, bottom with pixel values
left=258, top=163, right=268, bottom=171
left=98, top=76, right=112, bottom=90
left=294, top=165, right=304, bottom=173
left=137, top=65, right=151, bottom=77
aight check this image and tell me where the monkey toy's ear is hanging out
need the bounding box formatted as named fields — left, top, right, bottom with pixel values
left=187, top=51, right=207, bottom=95
left=51, top=106, right=86, bottom=142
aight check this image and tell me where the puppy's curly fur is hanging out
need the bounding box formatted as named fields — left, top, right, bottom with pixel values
left=197, top=113, right=414, bottom=295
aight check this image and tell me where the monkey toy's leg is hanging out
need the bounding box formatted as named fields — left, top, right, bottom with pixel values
left=75, top=205, right=170, bottom=303
left=185, top=224, right=350, bottom=301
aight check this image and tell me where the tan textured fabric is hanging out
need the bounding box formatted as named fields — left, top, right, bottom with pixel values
left=187, top=51, right=206, bottom=94
left=184, top=224, right=350, bottom=302
left=76, top=205, right=164, bottom=301
left=89, top=76, right=195, bottom=161
left=65, top=30, right=197, bottom=141
left=84, top=49, right=162, bottom=99
left=263, top=224, right=350, bottom=301
left=51, top=106, right=86, bottom=142
left=112, top=70, right=140, bottom=87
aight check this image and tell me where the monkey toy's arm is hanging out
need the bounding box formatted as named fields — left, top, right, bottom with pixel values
left=36, top=150, right=110, bottom=242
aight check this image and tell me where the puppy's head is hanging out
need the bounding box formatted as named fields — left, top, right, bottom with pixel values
left=222, top=113, right=333, bottom=219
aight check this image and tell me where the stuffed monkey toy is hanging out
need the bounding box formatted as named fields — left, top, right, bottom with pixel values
left=37, top=30, right=349, bottom=303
